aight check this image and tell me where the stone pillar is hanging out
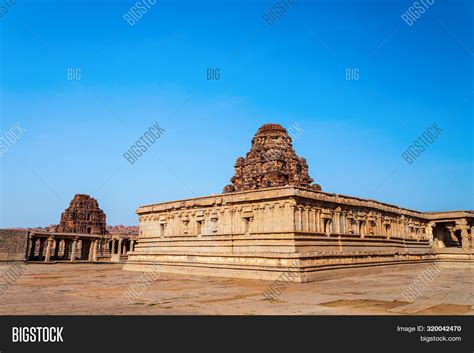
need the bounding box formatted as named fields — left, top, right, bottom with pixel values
left=333, top=212, right=340, bottom=234
left=294, top=207, right=301, bottom=232
left=118, top=239, right=123, bottom=256
left=471, top=226, right=474, bottom=249
left=25, top=236, right=32, bottom=260
left=77, top=240, right=82, bottom=260
left=92, top=240, right=98, bottom=262
left=130, top=239, right=135, bottom=252
left=88, top=240, right=94, bottom=261
left=229, top=209, right=236, bottom=235
left=456, top=219, right=470, bottom=249
left=399, top=217, right=405, bottom=238
left=29, top=238, right=37, bottom=260
left=253, top=206, right=260, bottom=233
left=309, top=209, right=315, bottom=232
left=315, top=210, right=321, bottom=233
left=44, top=236, right=53, bottom=263
left=96, top=239, right=101, bottom=257
left=425, top=222, right=434, bottom=244
left=461, top=228, right=470, bottom=249
left=340, top=212, right=346, bottom=234
left=258, top=204, right=266, bottom=233
left=70, top=238, right=78, bottom=262
left=375, top=216, right=382, bottom=236
left=304, top=207, right=310, bottom=232
left=299, top=207, right=304, bottom=232
left=288, top=204, right=296, bottom=233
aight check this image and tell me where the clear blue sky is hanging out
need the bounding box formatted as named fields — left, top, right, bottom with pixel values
left=0, top=0, right=472, bottom=227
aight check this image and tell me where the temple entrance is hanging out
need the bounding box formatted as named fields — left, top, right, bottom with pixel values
left=432, top=222, right=463, bottom=248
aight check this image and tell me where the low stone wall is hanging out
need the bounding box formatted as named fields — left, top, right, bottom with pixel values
left=0, top=229, right=28, bottom=261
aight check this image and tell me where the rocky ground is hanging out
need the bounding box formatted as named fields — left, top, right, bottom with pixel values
left=0, top=263, right=472, bottom=315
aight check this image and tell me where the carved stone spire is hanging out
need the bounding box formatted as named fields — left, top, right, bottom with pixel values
left=55, top=194, right=107, bottom=235
left=223, top=123, right=321, bottom=193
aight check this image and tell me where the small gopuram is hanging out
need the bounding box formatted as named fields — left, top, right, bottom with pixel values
left=3, top=195, right=139, bottom=263
left=223, top=123, right=321, bottom=192
left=26, top=194, right=108, bottom=262
left=54, top=194, right=106, bottom=235
left=125, top=124, right=474, bottom=282
left=26, top=194, right=139, bottom=263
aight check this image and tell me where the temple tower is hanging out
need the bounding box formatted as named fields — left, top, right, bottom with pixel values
left=55, top=194, right=106, bottom=235
left=223, top=123, right=321, bottom=192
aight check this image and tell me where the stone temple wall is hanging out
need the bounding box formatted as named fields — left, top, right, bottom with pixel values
left=125, top=186, right=434, bottom=282
left=125, top=123, right=471, bottom=282
left=0, top=229, right=28, bottom=261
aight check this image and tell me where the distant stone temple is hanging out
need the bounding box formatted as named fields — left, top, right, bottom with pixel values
left=223, top=124, right=321, bottom=192
left=55, top=194, right=107, bottom=235
left=125, top=123, right=473, bottom=282
left=2, top=194, right=138, bottom=264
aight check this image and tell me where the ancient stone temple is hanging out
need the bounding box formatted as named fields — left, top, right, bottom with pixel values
left=2, top=194, right=140, bottom=264
left=55, top=194, right=106, bottom=235
left=223, top=123, right=321, bottom=192
left=125, top=123, right=474, bottom=282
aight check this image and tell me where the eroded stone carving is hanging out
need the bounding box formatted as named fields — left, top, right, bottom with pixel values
left=224, top=123, right=321, bottom=193
left=55, top=194, right=106, bottom=235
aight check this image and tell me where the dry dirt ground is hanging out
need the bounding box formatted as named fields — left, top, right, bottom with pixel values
left=0, top=263, right=472, bottom=315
